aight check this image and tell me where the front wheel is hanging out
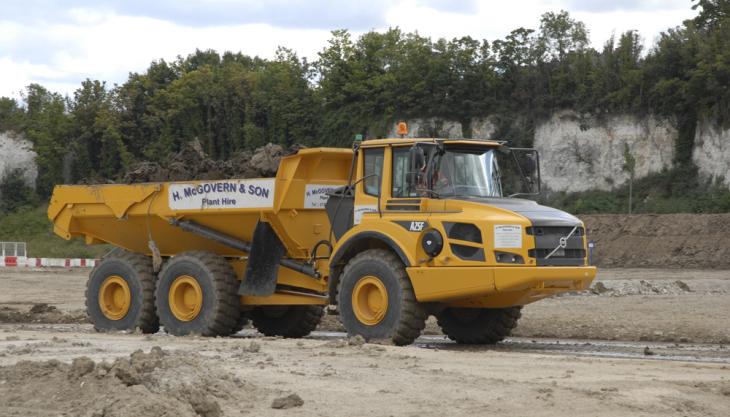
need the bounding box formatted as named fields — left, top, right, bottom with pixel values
left=337, top=249, right=427, bottom=346
left=436, top=307, right=522, bottom=344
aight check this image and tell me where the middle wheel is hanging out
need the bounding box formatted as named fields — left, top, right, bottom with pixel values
left=156, top=251, right=239, bottom=336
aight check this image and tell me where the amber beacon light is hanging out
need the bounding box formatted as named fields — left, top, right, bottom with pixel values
left=396, top=121, right=408, bottom=136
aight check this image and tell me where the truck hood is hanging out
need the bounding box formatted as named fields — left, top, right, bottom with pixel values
left=454, top=197, right=582, bottom=227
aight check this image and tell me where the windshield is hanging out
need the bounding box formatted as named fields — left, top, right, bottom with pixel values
left=391, top=146, right=504, bottom=198
left=432, top=148, right=503, bottom=198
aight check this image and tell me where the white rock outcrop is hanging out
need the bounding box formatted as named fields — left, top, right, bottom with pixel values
left=470, top=116, right=498, bottom=140
left=534, top=112, right=675, bottom=192
left=693, top=121, right=730, bottom=184
left=0, top=131, right=38, bottom=188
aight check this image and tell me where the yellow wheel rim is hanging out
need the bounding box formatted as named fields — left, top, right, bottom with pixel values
left=352, top=275, right=388, bottom=326
left=98, top=275, right=131, bottom=320
left=169, top=275, right=203, bottom=322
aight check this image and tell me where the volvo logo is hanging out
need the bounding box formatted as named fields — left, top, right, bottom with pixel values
left=544, top=226, right=578, bottom=259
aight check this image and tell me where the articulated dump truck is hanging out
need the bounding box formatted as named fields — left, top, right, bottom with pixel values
left=48, top=136, right=596, bottom=345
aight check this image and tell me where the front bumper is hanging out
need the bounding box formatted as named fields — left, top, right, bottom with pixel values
left=407, top=265, right=596, bottom=306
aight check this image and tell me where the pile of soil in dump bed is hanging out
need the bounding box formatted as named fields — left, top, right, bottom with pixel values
left=122, top=140, right=305, bottom=183
left=581, top=213, right=730, bottom=269
left=80, top=140, right=305, bottom=184
left=0, top=347, right=258, bottom=417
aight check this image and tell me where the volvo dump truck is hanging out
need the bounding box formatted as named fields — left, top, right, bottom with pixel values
left=48, top=134, right=596, bottom=345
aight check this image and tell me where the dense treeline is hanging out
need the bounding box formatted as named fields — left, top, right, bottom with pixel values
left=1, top=0, right=729, bottom=214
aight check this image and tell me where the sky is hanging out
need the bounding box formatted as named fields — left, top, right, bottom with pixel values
left=0, top=0, right=698, bottom=99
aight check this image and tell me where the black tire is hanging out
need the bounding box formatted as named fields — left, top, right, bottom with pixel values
left=85, top=251, right=159, bottom=333
left=155, top=251, right=239, bottom=336
left=436, top=307, right=522, bottom=344
left=250, top=305, right=324, bottom=338
left=229, top=312, right=250, bottom=335
left=338, top=249, right=427, bottom=346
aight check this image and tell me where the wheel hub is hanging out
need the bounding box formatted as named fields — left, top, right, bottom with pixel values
left=169, top=275, right=203, bottom=322
left=98, top=275, right=131, bottom=320
left=352, top=275, right=388, bottom=326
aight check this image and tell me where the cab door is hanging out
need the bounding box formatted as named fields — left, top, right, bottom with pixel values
left=353, top=146, right=385, bottom=224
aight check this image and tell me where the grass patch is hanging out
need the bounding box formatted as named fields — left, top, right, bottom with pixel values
left=542, top=167, right=730, bottom=214
left=0, top=205, right=110, bottom=258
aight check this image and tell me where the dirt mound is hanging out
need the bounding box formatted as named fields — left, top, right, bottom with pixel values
left=121, top=140, right=303, bottom=183
left=582, top=214, right=730, bottom=269
left=0, top=304, right=86, bottom=324
left=0, top=347, right=257, bottom=417
left=586, top=280, right=694, bottom=296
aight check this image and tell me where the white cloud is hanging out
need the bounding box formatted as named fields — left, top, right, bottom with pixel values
left=0, top=0, right=699, bottom=99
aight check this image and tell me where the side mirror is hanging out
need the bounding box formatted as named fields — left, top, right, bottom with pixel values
left=507, top=148, right=541, bottom=195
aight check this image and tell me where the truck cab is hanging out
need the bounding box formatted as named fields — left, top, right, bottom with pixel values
left=325, top=137, right=595, bottom=344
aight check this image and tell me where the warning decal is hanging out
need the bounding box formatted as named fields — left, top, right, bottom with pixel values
left=494, top=224, right=522, bottom=248
left=169, top=179, right=275, bottom=210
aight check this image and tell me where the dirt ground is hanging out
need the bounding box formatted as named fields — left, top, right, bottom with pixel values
left=5, top=267, right=726, bottom=344
left=0, top=329, right=728, bottom=417
left=0, top=267, right=729, bottom=416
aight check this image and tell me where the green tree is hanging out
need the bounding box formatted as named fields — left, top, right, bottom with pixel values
left=0, top=97, right=25, bottom=132
left=0, top=169, right=38, bottom=214
left=22, top=84, right=71, bottom=197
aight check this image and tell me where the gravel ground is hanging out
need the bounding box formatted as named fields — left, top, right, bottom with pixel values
left=1, top=267, right=729, bottom=416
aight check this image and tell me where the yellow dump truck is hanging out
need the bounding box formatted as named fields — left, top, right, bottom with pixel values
left=49, top=135, right=596, bottom=345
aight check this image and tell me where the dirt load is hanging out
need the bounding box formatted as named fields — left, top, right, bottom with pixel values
left=121, top=140, right=302, bottom=183
left=582, top=214, right=730, bottom=269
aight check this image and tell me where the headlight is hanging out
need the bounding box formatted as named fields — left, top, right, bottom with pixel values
left=421, top=229, right=444, bottom=258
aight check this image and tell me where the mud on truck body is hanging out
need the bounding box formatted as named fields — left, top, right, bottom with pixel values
left=49, top=135, right=595, bottom=345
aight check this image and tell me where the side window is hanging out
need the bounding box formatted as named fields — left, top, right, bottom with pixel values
left=391, top=147, right=410, bottom=198
left=363, top=148, right=384, bottom=196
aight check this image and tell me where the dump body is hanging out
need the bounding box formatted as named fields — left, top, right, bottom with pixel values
left=49, top=148, right=352, bottom=262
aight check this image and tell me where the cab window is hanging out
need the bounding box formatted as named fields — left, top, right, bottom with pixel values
left=392, top=147, right=418, bottom=198
left=363, top=148, right=384, bottom=196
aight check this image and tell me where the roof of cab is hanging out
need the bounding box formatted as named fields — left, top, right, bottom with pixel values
left=358, top=137, right=503, bottom=148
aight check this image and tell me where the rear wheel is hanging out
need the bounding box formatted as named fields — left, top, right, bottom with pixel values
left=250, top=305, right=323, bottom=338
left=85, top=251, right=159, bottom=333
left=436, top=307, right=522, bottom=344
left=155, top=251, right=239, bottom=336
left=338, top=249, right=427, bottom=346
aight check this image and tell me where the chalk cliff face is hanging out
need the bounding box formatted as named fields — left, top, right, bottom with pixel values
left=386, top=113, right=679, bottom=192
left=693, top=121, right=730, bottom=183
left=385, top=118, right=463, bottom=138
left=0, top=132, right=37, bottom=188
left=385, top=117, right=499, bottom=140
left=533, top=112, right=676, bottom=192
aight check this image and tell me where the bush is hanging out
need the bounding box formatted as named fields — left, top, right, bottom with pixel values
left=0, top=205, right=110, bottom=258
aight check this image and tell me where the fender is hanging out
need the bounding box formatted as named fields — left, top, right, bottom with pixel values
left=330, top=231, right=412, bottom=269
left=328, top=231, right=412, bottom=303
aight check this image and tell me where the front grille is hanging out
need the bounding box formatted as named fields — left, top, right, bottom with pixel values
left=529, top=248, right=586, bottom=258
left=527, top=226, right=584, bottom=236
left=528, top=226, right=586, bottom=266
